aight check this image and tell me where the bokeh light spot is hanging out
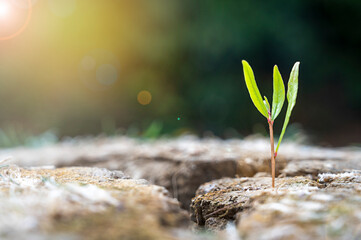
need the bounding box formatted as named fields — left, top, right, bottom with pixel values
left=48, top=0, right=76, bottom=18
left=177, top=117, right=181, bottom=121
left=81, top=56, right=96, bottom=71
left=79, top=50, right=120, bottom=91
left=96, top=64, right=118, bottom=86
left=137, top=90, right=152, bottom=106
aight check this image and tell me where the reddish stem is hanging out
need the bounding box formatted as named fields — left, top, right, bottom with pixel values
left=268, top=117, right=275, bottom=188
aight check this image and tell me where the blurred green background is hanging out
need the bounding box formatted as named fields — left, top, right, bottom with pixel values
left=0, top=0, right=360, bottom=147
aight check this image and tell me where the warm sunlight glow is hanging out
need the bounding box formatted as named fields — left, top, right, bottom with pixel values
left=0, top=0, right=10, bottom=18
left=0, top=0, right=32, bottom=40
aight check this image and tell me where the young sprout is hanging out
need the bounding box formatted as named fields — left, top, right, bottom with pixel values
left=242, top=60, right=300, bottom=188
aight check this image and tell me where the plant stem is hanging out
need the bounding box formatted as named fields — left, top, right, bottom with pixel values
left=268, top=119, right=275, bottom=188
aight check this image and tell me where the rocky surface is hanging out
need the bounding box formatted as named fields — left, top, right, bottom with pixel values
left=0, top=136, right=360, bottom=239
left=0, top=163, right=189, bottom=240
left=191, top=171, right=361, bottom=239
left=0, top=136, right=360, bottom=208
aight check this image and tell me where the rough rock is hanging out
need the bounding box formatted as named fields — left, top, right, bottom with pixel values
left=191, top=172, right=361, bottom=239
left=238, top=172, right=361, bottom=240
left=191, top=176, right=319, bottom=227
left=0, top=164, right=189, bottom=240
left=1, top=136, right=360, bottom=208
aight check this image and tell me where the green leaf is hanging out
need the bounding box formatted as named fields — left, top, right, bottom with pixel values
left=271, top=65, right=285, bottom=121
left=242, top=60, right=268, bottom=118
left=276, top=62, right=300, bottom=153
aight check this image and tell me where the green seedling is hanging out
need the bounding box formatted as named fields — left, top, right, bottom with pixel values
left=242, top=60, right=300, bottom=188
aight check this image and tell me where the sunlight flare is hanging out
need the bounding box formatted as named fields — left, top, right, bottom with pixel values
left=0, top=0, right=10, bottom=18
left=0, top=0, right=32, bottom=40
